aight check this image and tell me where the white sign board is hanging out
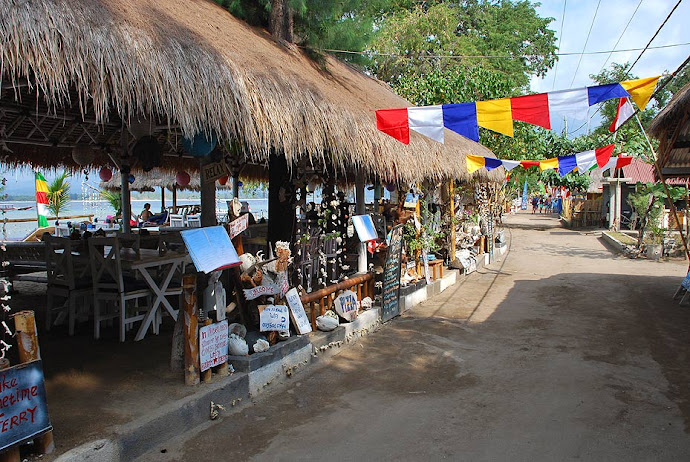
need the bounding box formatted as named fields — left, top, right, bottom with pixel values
left=334, top=290, right=358, bottom=322
left=285, top=288, right=312, bottom=334
left=352, top=214, right=378, bottom=242
left=228, top=214, right=249, bottom=239
left=259, top=305, right=290, bottom=332
left=199, top=320, right=229, bottom=372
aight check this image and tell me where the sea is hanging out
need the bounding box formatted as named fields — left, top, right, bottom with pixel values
left=0, top=198, right=269, bottom=241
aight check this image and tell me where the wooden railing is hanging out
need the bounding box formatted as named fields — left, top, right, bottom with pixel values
left=300, top=272, right=374, bottom=330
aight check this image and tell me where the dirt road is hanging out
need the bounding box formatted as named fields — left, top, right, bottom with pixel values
left=142, top=212, right=690, bottom=461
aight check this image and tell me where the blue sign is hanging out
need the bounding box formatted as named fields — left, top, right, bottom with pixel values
left=521, top=181, right=528, bottom=210
left=0, top=361, right=52, bottom=452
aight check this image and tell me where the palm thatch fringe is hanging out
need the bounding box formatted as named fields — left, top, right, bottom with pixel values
left=0, top=0, right=502, bottom=183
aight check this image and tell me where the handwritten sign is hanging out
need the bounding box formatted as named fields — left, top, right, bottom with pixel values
left=228, top=214, right=249, bottom=239
left=259, top=305, right=290, bottom=332
left=201, top=160, right=228, bottom=183
left=0, top=361, right=51, bottom=452
left=334, top=290, right=358, bottom=322
left=199, top=321, right=229, bottom=372
left=285, top=288, right=312, bottom=334
left=276, top=272, right=290, bottom=297
left=243, top=282, right=280, bottom=300
left=382, top=225, right=404, bottom=322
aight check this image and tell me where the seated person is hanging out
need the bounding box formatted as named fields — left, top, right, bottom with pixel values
left=143, top=211, right=169, bottom=226
left=139, top=203, right=154, bottom=222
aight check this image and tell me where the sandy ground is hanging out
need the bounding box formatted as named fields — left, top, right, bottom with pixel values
left=138, top=211, right=690, bottom=461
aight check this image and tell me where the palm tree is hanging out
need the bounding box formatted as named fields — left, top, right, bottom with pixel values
left=46, top=172, right=71, bottom=220
left=100, top=189, right=122, bottom=217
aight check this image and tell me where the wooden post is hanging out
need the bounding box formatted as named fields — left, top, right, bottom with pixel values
left=449, top=180, right=456, bottom=261
left=0, top=358, right=19, bottom=462
left=12, top=311, right=54, bottom=455
left=160, top=186, right=166, bottom=213
left=183, top=275, right=200, bottom=386
left=172, top=185, right=178, bottom=213
left=201, top=318, right=212, bottom=383
left=310, top=302, right=317, bottom=330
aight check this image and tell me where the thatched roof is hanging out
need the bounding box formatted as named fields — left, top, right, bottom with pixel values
left=647, top=82, right=690, bottom=176
left=0, top=0, right=501, bottom=183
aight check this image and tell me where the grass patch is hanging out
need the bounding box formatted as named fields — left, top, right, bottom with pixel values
left=607, top=231, right=637, bottom=245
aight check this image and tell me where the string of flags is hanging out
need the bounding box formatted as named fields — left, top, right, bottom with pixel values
left=376, top=77, right=659, bottom=144
left=466, top=144, right=633, bottom=176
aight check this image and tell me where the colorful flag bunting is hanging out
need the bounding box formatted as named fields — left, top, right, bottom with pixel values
left=609, top=98, right=635, bottom=132
left=35, top=172, right=49, bottom=228
left=465, top=155, right=503, bottom=173
left=620, top=76, right=660, bottom=111
left=539, top=158, right=559, bottom=171
left=476, top=98, right=514, bottom=137
left=375, top=77, right=659, bottom=145
left=601, top=156, right=634, bottom=173
left=557, top=155, right=578, bottom=177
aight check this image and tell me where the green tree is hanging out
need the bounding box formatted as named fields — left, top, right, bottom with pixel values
left=46, top=172, right=70, bottom=219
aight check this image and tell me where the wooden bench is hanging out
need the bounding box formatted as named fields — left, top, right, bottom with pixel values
left=428, top=259, right=444, bottom=281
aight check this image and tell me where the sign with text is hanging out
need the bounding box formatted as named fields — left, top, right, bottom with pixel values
left=243, top=282, right=280, bottom=300
left=352, top=215, right=378, bottom=242
left=199, top=321, right=229, bottom=372
left=259, top=305, right=289, bottom=332
left=0, top=360, right=51, bottom=452
left=334, top=290, right=359, bottom=322
left=228, top=214, right=249, bottom=239
left=382, top=225, right=404, bottom=322
left=181, top=226, right=241, bottom=273
left=201, top=160, right=228, bottom=183
left=285, top=288, right=312, bottom=334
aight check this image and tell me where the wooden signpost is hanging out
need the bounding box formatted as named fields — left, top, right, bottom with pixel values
left=382, top=225, right=404, bottom=322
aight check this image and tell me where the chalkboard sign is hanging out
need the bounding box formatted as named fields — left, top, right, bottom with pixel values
left=382, top=225, right=404, bottom=322
left=0, top=360, right=52, bottom=452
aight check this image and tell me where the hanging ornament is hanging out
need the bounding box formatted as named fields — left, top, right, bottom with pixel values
left=133, top=136, right=161, bottom=172
left=176, top=171, right=191, bottom=187
left=217, top=175, right=229, bottom=186
left=128, top=174, right=136, bottom=184
left=128, top=117, right=152, bottom=139
left=72, top=144, right=95, bottom=166
left=385, top=182, right=396, bottom=192
left=99, top=167, right=113, bottom=182
left=182, top=132, right=217, bottom=157
left=237, top=181, right=243, bottom=188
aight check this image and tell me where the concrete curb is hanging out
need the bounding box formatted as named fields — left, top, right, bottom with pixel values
left=600, top=231, right=631, bottom=254
left=55, top=268, right=467, bottom=462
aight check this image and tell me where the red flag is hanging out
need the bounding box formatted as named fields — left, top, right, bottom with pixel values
left=608, top=98, right=635, bottom=132
left=376, top=108, right=410, bottom=144
left=595, top=144, right=615, bottom=168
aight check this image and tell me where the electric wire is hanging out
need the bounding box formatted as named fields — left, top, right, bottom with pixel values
left=570, top=0, right=602, bottom=87
left=600, top=0, right=644, bottom=71
left=552, top=0, right=568, bottom=90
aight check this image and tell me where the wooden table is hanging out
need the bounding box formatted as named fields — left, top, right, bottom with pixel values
left=428, top=259, right=444, bottom=281
left=122, top=250, right=190, bottom=341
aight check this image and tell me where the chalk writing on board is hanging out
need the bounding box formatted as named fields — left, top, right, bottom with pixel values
left=0, top=360, right=52, bottom=452
left=382, top=225, right=404, bottom=322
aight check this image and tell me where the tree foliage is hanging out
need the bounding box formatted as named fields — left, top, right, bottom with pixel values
left=46, top=172, right=70, bottom=219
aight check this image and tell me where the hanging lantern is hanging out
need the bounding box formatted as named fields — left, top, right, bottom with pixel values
left=217, top=175, right=229, bottom=186
left=237, top=181, right=243, bottom=188
left=99, top=167, right=113, bottom=182
left=182, top=132, right=217, bottom=157
left=128, top=174, right=136, bottom=184
left=128, top=117, right=152, bottom=139
left=176, top=171, right=190, bottom=187
left=72, top=144, right=95, bottom=166
left=385, top=182, right=397, bottom=192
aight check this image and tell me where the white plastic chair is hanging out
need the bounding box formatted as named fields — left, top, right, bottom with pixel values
left=169, top=213, right=186, bottom=227
left=186, top=214, right=202, bottom=228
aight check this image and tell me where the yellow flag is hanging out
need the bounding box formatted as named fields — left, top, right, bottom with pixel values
left=476, top=99, right=514, bottom=137
left=539, top=158, right=559, bottom=171
left=466, top=155, right=486, bottom=174
left=620, top=76, right=660, bottom=111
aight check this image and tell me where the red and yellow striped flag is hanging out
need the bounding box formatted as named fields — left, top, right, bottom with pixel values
left=35, top=172, right=49, bottom=228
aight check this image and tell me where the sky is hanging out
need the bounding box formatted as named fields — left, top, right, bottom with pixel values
left=532, top=0, right=690, bottom=135
left=2, top=0, right=690, bottom=196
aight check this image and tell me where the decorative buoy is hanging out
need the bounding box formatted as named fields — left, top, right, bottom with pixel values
left=72, top=144, right=95, bottom=166
left=99, top=167, right=113, bottom=182
left=128, top=174, right=136, bottom=184
left=176, top=171, right=191, bottom=187
left=182, top=132, right=217, bottom=157
left=385, top=182, right=397, bottom=192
